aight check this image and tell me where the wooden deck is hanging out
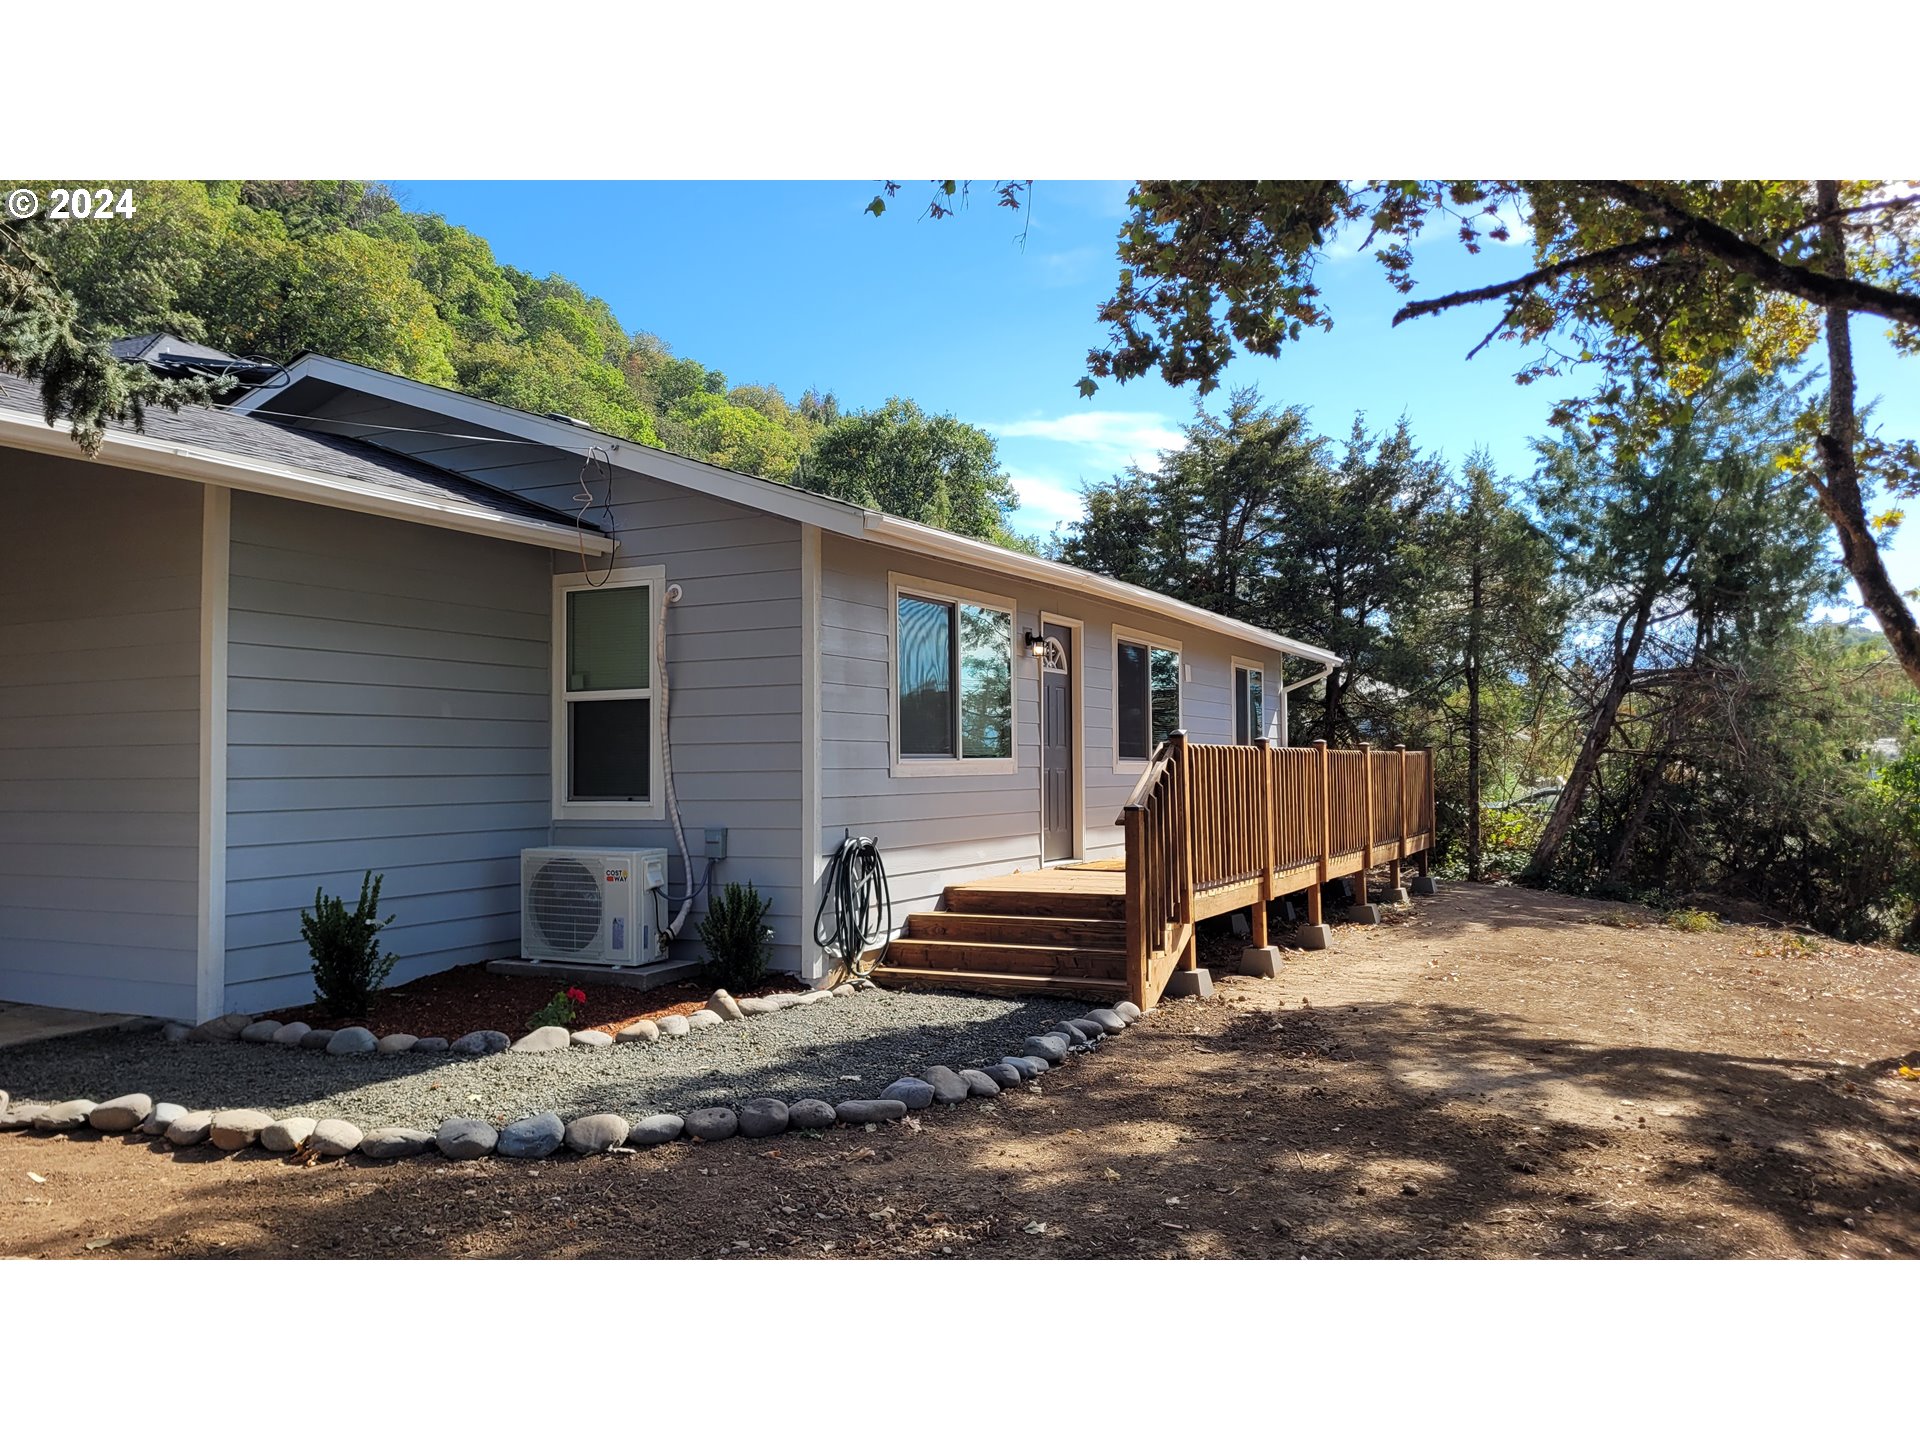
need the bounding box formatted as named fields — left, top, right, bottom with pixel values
left=873, top=739, right=1436, bottom=1011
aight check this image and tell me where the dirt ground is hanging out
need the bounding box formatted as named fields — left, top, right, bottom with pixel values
left=4, top=882, right=1916, bottom=1260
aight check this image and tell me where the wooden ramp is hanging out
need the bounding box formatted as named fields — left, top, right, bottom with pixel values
left=873, top=866, right=1130, bottom=1003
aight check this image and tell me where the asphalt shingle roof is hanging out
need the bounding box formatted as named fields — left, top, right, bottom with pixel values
left=0, top=369, right=594, bottom=533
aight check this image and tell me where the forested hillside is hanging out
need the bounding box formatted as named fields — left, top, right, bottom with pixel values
left=4, top=179, right=1025, bottom=545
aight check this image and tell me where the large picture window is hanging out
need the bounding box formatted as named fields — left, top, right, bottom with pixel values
left=893, top=580, right=1013, bottom=770
left=1116, top=634, right=1180, bottom=763
left=554, top=568, right=663, bottom=818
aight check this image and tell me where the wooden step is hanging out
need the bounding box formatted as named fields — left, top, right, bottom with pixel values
left=871, top=966, right=1128, bottom=1002
left=882, top=937, right=1126, bottom=980
left=940, top=885, right=1125, bottom=921
left=903, top=911, right=1127, bottom=946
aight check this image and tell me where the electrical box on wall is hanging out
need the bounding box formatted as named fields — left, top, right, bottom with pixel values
left=704, top=828, right=729, bottom=860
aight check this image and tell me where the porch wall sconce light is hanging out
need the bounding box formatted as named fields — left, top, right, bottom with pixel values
left=1022, top=630, right=1048, bottom=659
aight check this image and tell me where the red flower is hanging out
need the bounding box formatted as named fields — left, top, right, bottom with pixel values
left=567, top=987, right=587, bottom=1005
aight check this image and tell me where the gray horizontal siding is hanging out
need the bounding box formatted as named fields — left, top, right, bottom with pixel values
left=817, top=531, right=1298, bottom=923
left=222, top=490, right=554, bottom=1012
left=0, top=454, right=201, bottom=1018
left=542, top=471, right=805, bottom=975
left=273, top=391, right=809, bottom=978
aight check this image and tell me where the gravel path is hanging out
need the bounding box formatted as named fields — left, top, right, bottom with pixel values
left=0, top=989, right=1092, bottom=1130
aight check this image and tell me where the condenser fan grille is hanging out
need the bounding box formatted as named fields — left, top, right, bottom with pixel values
left=528, top=857, right=603, bottom=953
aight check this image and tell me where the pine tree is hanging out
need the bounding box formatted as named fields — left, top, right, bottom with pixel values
left=1411, top=455, right=1564, bottom=879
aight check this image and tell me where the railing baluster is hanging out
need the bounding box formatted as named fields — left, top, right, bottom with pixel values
left=1123, top=737, right=1431, bottom=1011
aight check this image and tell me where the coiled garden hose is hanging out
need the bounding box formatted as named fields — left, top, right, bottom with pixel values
left=815, top=833, right=893, bottom=981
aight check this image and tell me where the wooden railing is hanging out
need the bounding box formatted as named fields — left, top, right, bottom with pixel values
left=1119, top=733, right=1438, bottom=1011
left=1328, top=748, right=1369, bottom=857
left=1119, top=744, right=1192, bottom=1012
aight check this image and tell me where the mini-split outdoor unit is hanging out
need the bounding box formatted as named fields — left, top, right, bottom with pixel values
left=520, top=847, right=669, bottom=966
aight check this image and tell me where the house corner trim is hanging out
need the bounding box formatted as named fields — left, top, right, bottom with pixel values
left=196, top=485, right=231, bottom=1022
left=799, top=523, right=824, bottom=979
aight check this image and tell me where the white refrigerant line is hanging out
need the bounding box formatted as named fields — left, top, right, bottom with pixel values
left=656, top=581, right=698, bottom=941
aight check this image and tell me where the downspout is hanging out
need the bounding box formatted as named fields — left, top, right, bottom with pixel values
left=1279, top=660, right=1336, bottom=745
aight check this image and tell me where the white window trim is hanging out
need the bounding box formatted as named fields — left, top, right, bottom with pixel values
left=888, top=571, right=1019, bottom=778
left=1232, top=656, right=1271, bottom=745
left=1112, top=625, right=1183, bottom=774
left=552, top=563, right=667, bottom=821
left=1038, top=610, right=1086, bottom=864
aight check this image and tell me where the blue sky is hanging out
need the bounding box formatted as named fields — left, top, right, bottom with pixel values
left=390, top=180, right=1917, bottom=601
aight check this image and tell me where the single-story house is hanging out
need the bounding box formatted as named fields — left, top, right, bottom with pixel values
left=0, top=343, right=1338, bottom=1021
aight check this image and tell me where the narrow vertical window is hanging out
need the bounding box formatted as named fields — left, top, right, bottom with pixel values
left=1117, top=640, right=1149, bottom=761
left=1117, top=636, right=1180, bottom=762
left=1235, top=664, right=1264, bottom=744
left=1149, top=646, right=1180, bottom=748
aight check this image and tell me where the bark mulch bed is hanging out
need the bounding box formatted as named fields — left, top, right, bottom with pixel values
left=262, top=962, right=790, bottom=1041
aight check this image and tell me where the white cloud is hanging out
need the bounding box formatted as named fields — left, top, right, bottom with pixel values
left=989, top=410, right=1185, bottom=462
left=1007, top=473, right=1089, bottom=532
left=989, top=409, right=1187, bottom=537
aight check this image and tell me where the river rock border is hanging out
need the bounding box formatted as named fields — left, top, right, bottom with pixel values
left=139, top=979, right=875, bottom=1053
left=0, top=988, right=1146, bottom=1164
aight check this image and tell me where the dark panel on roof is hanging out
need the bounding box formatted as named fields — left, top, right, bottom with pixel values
left=0, top=370, right=595, bottom=534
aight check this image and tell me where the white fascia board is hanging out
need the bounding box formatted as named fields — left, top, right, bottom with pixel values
left=861, top=512, right=1344, bottom=669
left=239, top=354, right=871, bottom=538
left=238, top=356, right=1341, bottom=664
left=0, top=406, right=614, bottom=555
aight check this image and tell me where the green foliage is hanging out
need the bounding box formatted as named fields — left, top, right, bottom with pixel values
left=796, top=396, right=1023, bottom=543
left=0, top=212, right=227, bottom=454
left=1548, top=623, right=1917, bottom=944
left=1058, top=388, right=1450, bottom=743
left=12, top=178, right=1036, bottom=547
left=1662, top=908, right=1723, bottom=933
left=1073, top=179, right=1920, bottom=689
left=698, top=881, right=774, bottom=992
left=1057, top=369, right=1919, bottom=947
left=1433, top=796, right=1550, bottom=883
left=527, top=986, right=586, bottom=1031
left=1408, top=455, right=1566, bottom=878
left=300, top=870, right=397, bottom=1017
left=1514, top=365, right=1846, bottom=884
left=1081, top=180, right=1915, bottom=405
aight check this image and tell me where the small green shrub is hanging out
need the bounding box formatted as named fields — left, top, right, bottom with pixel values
left=699, top=880, right=773, bottom=991
left=528, top=986, right=586, bottom=1031
left=302, top=870, right=397, bottom=1017
left=1662, top=907, right=1722, bottom=934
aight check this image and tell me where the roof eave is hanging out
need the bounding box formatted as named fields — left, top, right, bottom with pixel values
left=860, top=512, right=1343, bottom=668
left=0, top=405, right=615, bottom=556
left=231, top=353, right=874, bottom=537
left=234, top=355, right=1343, bottom=664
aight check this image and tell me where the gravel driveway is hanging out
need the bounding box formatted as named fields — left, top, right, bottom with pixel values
left=0, top=989, right=1091, bottom=1130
